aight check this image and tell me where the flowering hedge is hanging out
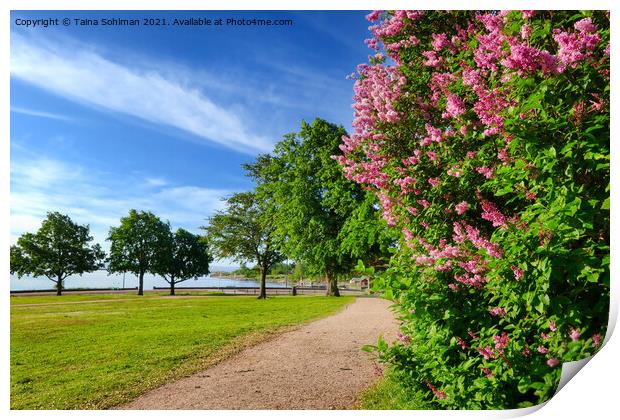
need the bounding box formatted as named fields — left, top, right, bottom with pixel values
left=338, top=11, right=609, bottom=409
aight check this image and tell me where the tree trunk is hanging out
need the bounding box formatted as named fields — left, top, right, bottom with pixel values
left=258, top=266, right=267, bottom=299
left=138, top=271, right=144, bottom=296
left=326, top=271, right=340, bottom=297
left=170, top=277, right=175, bottom=296
left=56, top=275, right=63, bottom=296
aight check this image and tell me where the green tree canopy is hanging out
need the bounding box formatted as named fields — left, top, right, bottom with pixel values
left=244, top=118, right=393, bottom=296
left=154, top=228, right=212, bottom=295
left=10, top=212, right=105, bottom=295
left=107, top=209, right=171, bottom=295
left=202, top=191, right=284, bottom=299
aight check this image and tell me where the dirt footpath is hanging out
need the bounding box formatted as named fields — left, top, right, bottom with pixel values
left=121, top=297, right=399, bottom=410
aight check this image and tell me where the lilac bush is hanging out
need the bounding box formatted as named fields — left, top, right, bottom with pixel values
left=339, top=11, right=609, bottom=408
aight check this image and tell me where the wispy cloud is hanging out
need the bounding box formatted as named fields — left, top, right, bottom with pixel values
left=144, top=177, right=169, bottom=187
left=10, top=33, right=272, bottom=154
left=10, top=154, right=230, bottom=246
left=11, top=106, right=73, bottom=121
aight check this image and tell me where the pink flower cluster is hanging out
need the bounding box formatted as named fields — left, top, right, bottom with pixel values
left=455, top=201, right=469, bottom=215
left=453, top=222, right=503, bottom=258
left=480, top=199, right=508, bottom=228
left=425, top=381, right=447, bottom=400
left=397, top=332, right=411, bottom=345
left=553, top=18, right=601, bottom=69
left=494, top=331, right=510, bottom=354
left=456, top=336, right=469, bottom=350
left=489, top=307, right=507, bottom=317
left=443, top=94, right=466, bottom=118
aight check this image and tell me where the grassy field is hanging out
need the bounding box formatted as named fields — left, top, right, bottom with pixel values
left=10, top=291, right=225, bottom=305
left=11, top=294, right=353, bottom=409
left=358, top=369, right=432, bottom=410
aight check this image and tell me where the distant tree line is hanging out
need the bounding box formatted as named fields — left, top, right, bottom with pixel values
left=11, top=118, right=394, bottom=299
left=10, top=210, right=211, bottom=296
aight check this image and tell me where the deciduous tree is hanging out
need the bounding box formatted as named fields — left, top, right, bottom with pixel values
left=10, top=212, right=105, bottom=295
left=107, top=209, right=171, bottom=295
left=203, top=192, right=283, bottom=299
left=155, top=228, right=212, bottom=295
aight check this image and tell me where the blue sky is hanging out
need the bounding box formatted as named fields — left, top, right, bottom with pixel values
left=10, top=10, right=371, bottom=264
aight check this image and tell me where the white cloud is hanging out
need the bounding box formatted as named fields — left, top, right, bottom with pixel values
left=10, top=156, right=230, bottom=247
left=11, top=106, right=73, bottom=121
left=144, top=177, right=169, bottom=187
left=10, top=33, right=273, bottom=154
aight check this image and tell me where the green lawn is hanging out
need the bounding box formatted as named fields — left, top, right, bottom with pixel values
left=10, top=291, right=224, bottom=305
left=358, top=369, right=433, bottom=410
left=11, top=294, right=353, bottom=409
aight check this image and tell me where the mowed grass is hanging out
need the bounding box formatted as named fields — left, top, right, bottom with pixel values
left=358, top=369, right=432, bottom=410
left=11, top=294, right=354, bottom=409
left=10, top=291, right=224, bottom=305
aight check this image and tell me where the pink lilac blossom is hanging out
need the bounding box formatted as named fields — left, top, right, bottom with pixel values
left=592, top=334, right=601, bottom=348
left=502, top=43, right=559, bottom=76
left=574, top=17, right=597, bottom=33
left=432, top=33, right=450, bottom=51
left=422, top=50, right=443, bottom=67
left=456, top=337, right=469, bottom=350
left=553, top=22, right=601, bottom=68
left=549, top=320, right=557, bottom=331
left=541, top=332, right=550, bottom=340
left=521, top=24, right=532, bottom=39
left=497, top=148, right=510, bottom=163
left=366, top=10, right=383, bottom=22
left=478, top=346, right=495, bottom=359
left=493, top=332, right=510, bottom=353
left=537, top=346, right=549, bottom=354
left=523, top=344, right=531, bottom=357
left=476, top=166, right=495, bottom=179
left=454, top=273, right=487, bottom=289
left=425, top=124, right=443, bottom=143
left=572, top=101, right=587, bottom=125
left=455, top=201, right=469, bottom=215
left=397, top=332, right=411, bottom=345
left=428, top=177, right=440, bottom=187
left=444, top=94, right=466, bottom=118
left=394, top=176, right=418, bottom=194
left=589, top=93, right=605, bottom=112
left=447, top=167, right=462, bottom=177
left=522, top=10, right=535, bottom=19
left=480, top=199, right=508, bottom=227
left=481, top=367, right=495, bottom=378
left=425, top=382, right=447, bottom=400
left=570, top=328, right=581, bottom=341
left=511, top=265, right=524, bottom=280
left=489, top=307, right=507, bottom=317
left=426, top=151, right=439, bottom=161
left=456, top=222, right=503, bottom=258
left=547, top=358, right=560, bottom=368
left=417, top=199, right=430, bottom=209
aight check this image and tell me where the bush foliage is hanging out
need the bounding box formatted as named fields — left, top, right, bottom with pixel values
left=338, top=10, right=609, bottom=409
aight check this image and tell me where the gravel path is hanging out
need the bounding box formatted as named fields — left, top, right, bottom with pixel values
left=121, top=297, right=398, bottom=410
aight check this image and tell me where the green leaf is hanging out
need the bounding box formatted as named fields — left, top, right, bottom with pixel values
left=601, top=197, right=610, bottom=210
